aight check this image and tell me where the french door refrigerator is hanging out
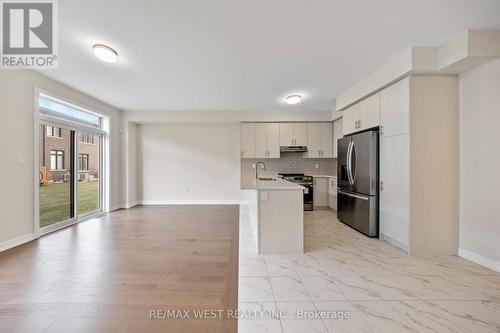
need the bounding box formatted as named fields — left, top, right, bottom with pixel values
left=337, top=129, right=379, bottom=237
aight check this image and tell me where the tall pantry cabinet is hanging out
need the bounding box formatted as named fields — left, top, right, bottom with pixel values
left=378, top=75, right=459, bottom=256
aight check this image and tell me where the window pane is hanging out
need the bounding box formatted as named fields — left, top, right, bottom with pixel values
left=51, top=154, right=56, bottom=170
left=39, top=96, right=100, bottom=127
left=57, top=154, right=64, bottom=169
left=78, top=133, right=100, bottom=215
left=40, top=126, right=74, bottom=228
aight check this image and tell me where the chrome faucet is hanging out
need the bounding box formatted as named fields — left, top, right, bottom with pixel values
left=255, top=161, right=266, bottom=180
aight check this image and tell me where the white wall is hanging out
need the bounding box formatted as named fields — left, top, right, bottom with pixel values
left=127, top=122, right=138, bottom=206
left=137, top=124, right=241, bottom=203
left=459, top=58, right=500, bottom=270
left=120, top=120, right=138, bottom=207
left=0, top=70, right=122, bottom=246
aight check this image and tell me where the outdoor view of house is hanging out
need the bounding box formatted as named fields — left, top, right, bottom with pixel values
left=39, top=125, right=100, bottom=227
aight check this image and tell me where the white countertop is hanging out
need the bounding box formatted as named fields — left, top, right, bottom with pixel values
left=241, top=178, right=304, bottom=191
left=312, top=175, right=337, bottom=179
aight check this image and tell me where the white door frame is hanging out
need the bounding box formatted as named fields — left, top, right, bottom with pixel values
left=34, top=88, right=110, bottom=238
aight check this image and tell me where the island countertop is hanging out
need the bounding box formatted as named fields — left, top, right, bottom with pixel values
left=241, top=178, right=304, bottom=191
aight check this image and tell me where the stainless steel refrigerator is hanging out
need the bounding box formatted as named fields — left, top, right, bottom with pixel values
left=337, top=130, right=379, bottom=237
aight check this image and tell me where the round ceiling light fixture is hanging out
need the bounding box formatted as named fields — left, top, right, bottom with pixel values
left=93, top=44, right=118, bottom=63
left=286, top=94, right=302, bottom=105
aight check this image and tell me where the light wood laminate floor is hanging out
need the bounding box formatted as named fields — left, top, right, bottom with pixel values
left=0, top=205, right=239, bottom=333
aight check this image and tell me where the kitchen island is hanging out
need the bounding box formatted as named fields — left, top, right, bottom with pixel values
left=241, top=178, right=304, bottom=254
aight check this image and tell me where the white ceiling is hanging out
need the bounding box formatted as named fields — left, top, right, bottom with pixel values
left=40, top=0, right=500, bottom=112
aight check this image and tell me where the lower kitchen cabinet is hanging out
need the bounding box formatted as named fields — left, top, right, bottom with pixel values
left=328, top=177, right=337, bottom=211
left=313, top=176, right=329, bottom=209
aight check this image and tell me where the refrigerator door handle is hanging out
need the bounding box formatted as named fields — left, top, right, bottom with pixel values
left=338, top=190, right=369, bottom=201
left=351, top=143, right=357, bottom=183
left=346, top=141, right=353, bottom=185
left=347, top=141, right=355, bottom=185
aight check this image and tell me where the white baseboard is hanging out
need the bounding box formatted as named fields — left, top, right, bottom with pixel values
left=380, top=233, right=409, bottom=254
left=138, top=200, right=243, bottom=205
left=125, top=201, right=138, bottom=209
left=0, top=233, right=36, bottom=253
left=458, top=247, right=500, bottom=273
left=110, top=203, right=125, bottom=211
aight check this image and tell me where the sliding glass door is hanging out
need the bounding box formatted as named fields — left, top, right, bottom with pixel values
left=77, top=132, right=102, bottom=216
left=37, top=93, right=106, bottom=234
left=39, top=125, right=75, bottom=228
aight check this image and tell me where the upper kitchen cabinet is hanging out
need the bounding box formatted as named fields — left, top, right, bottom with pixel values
left=380, top=77, right=410, bottom=138
left=240, top=123, right=256, bottom=158
left=342, top=93, right=380, bottom=135
left=332, top=118, right=343, bottom=158
left=342, top=102, right=359, bottom=135
left=255, top=123, right=280, bottom=158
left=279, top=123, right=308, bottom=146
left=306, top=123, right=333, bottom=158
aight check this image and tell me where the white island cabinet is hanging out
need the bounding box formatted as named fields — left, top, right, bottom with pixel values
left=241, top=179, right=304, bottom=254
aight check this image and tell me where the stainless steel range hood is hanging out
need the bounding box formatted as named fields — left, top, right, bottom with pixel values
left=280, top=146, right=308, bottom=153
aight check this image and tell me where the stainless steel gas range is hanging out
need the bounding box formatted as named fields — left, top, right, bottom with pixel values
left=279, top=173, right=314, bottom=211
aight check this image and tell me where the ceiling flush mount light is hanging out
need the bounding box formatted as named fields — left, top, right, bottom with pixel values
left=286, top=94, right=302, bottom=105
left=93, top=44, right=118, bottom=63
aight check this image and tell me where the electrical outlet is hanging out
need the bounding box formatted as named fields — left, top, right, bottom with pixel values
left=252, top=164, right=256, bottom=169
left=261, top=191, right=268, bottom=201
left=184, top=186, right=189, bottom=192
left=315, top=164, right=319, bottom=169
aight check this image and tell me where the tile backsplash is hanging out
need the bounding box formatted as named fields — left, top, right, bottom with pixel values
left=241, top=152, right=337, bottom=182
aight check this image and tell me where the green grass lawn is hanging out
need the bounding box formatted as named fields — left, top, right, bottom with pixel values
left=40, top=180, right=99, bottom=228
